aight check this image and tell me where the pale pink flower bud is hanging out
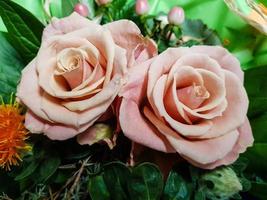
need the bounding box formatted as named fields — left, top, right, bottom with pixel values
left=74, top=3, right=89, bottom=17
left=135, top=0, right=149, bottom=16
left=95, top=0, right=112, bottom=6
left=168, top=6, right=185, bottom=25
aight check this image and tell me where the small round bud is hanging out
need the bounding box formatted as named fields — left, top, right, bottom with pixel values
left=201, top=167, right=243, bottom=199
left=74, top=3, right=89, bottom=17
left=95, top=0, right=112, bottom=6
left=135, top=0, right=149, bottom=16
left=168, top=6, right=185, bottom=25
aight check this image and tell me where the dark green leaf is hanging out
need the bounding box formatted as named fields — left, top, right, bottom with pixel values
left=15, top=161, right=39, bottom=181
left=231, top=157, right=249, bottom=174
left=0, top=0, right=44, bottom=63
left=103, top=162, right=131, bottom=200
left=249, top=181, right=267, bottom=199
left=245, top=66, right=267, bottom=117
left=0, top=32, right=23, bottom=101
left=88, top=174, right=111, bottom=200
left=244, top=143, right=267, bottom=178
left=35, top=155, right=61, bottom=183
left=128, top=163, right=163, bottom=200
left=163, top=170, right=191, bottom=200
left=249, top=113, right=267, bottom=143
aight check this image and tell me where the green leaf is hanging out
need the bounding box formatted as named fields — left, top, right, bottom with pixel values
left=244, top=143, right=267, bottom=178
left=35, top=155, right=61, bottom=183
left=12, top=0, right=48, bottom=24
left=0, top=0, right=44, bottom=64
left=15, top=161, right=40, bottom=181
left=88, top=174, right=111, bottom=200
left=244, top=66, right=267, bottom=117
left=249, top=181, right=267, bottom=199
left=128, top=163, right=163, bottom=200
left=62, top=0, right=79, bottom=17
left=103, top=162, right=131, bottom=200
left=194, top=190, right=205, bottom=200
left=249, top=113, right=267, bottom=143
left=0, top=32, right=23, bottom=101
left=163, top=170, right=191, bottom=200
left=101, top=0, right=135, bottom=23
left=181, top=19, right=221, bottom=46
left=49, top=0, right=63, bottom=18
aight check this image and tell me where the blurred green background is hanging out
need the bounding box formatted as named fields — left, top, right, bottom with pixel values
left=0, top=0, right=266, bottom=70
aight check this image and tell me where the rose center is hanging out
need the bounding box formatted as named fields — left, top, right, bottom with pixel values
left=177, top=84, right=210, bottom=109
left=54, top=48, right=93, bottom=90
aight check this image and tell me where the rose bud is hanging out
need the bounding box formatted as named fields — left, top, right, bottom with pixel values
left=168, top=6, right=185, bottom=25
left=201, top=167, right=243, bottom=199
left=74, top=3, right=89, bottom=17
left=77, top=123, right=115, bottom=149
left=135, top=0, right=149, bottom=16
left=95, top=0, right=112, bottom=6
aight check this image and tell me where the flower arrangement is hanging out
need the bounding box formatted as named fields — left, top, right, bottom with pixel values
left=0, top=0, right=267, bottom=199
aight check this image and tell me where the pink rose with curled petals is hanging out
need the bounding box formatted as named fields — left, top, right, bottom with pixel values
left=119, top=46, right=253, bottom=169
left=16, top=13, right=157, bottom=143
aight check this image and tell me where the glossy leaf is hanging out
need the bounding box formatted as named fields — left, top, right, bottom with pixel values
left=0, top=0, right=44, bottom=64
left=0, top=32, right=23, bottom=101
left=163, top=170, right=191, bottom=200
left=128, top=163, right=163, bottom=200
left=103, top=162, right=131, bottom=200
left=88, top=174, right=111, bottom=200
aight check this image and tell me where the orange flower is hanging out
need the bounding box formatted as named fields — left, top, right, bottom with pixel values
left=0, top=96, right=31, bottom=170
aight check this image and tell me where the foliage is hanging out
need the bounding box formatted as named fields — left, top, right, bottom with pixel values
left=0, top=32, right=24, bottom=102
left=0, top=0, right=44, bottom=64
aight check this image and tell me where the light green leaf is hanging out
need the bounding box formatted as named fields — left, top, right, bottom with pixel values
left=12, top=0, right=47, bottom=24
left=62, top=0, right=79, bottom=17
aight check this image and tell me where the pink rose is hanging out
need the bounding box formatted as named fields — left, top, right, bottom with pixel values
left=119, top=46, right=253, bottom=169
left=16, top=13, right=156, bottom=142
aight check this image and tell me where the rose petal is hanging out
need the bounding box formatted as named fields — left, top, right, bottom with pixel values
left=151, top=75, right=213, bottom=137
left=119, top=99, right=175, bottom=152
left=144, top=107, right=239, bottom=165
left=42, top=12, right=98, bottom=41
left=62, top=74, right=123, bottom=111
left=104, top=20, right=157, bottom=65
left=16, top=59, right=51, bottom=122
left=191, top=45, right=244, bottom=82
left=200, top=70, right=249, bottom=138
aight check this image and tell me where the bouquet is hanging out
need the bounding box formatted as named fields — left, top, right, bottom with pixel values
left=0, top=0, right=267, bottom=199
